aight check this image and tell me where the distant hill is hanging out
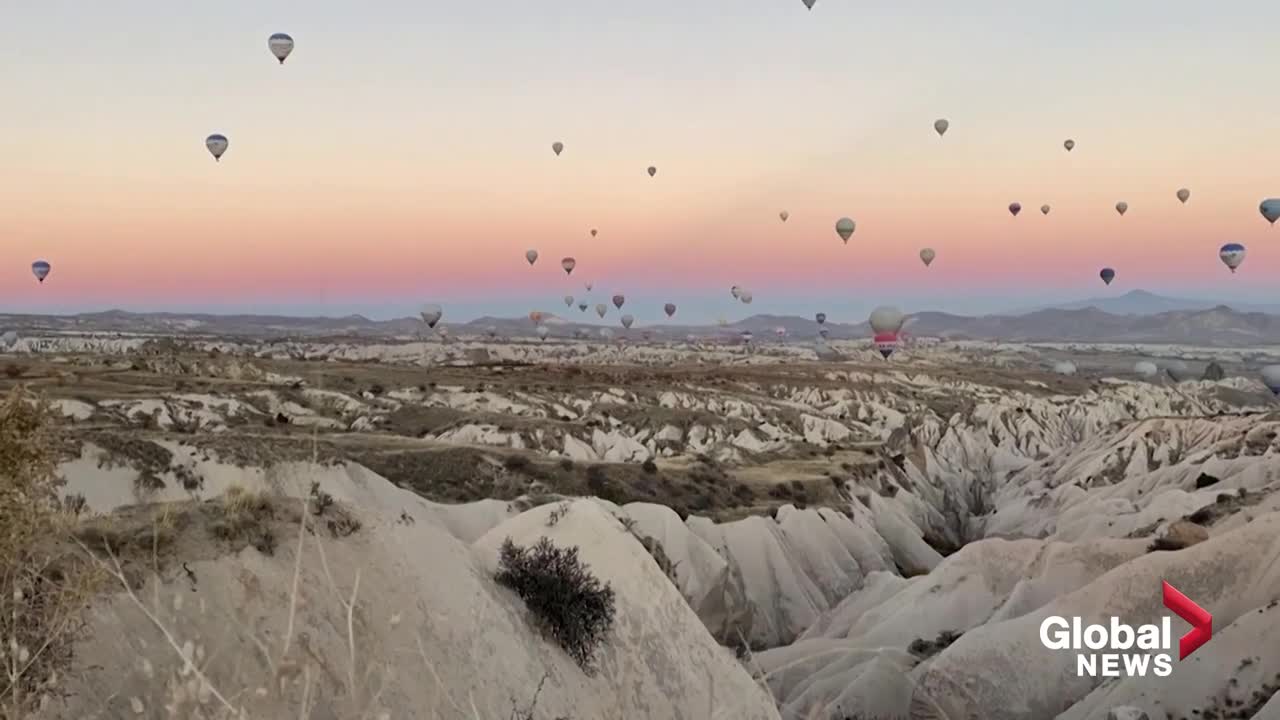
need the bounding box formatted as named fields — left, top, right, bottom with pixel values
left=1017, top=289, right=1280, bottom=316
left=4, top=303, right=1280, bottom=346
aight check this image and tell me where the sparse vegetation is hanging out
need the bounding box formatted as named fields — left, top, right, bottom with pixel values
left=0, top=388, right=103, bottom=717
left=495, top=536, right=617, bottom=673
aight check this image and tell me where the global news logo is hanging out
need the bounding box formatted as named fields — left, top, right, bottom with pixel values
left=1038, top=581, right=1212, bottom=678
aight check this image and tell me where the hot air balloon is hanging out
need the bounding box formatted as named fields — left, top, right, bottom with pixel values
left=1100, top=267, right=1116, bottom=285
left=1219, top=243, right=1246, bottom=273
left=205, top=134, right=229, bottom=161
left=1176, top=188, right=1190, bottom=204
left=578, top=302, right=588, bottom=312
left=1008, top=203, right=1022, bottom=217
left=268, top=33, right=294, bottom=64
left=525, top=249, right=538, bottom=265
left=536, top=325, right=550, bottom=341
left=1064, top=139, right=1075, bottom=152
left=590, top=229, right=598, bottom=237
left=561, top=257, right=576, bottom=275
left=731, top=286, right=741, bottom=299
left=1041, top=205, right=1051, bottom=215
left=818, top=328, right=830, bottom=340
left=835, top=217, right=856, bottom=243
left=584, top=282, right=593, bottom=292
left=815, top=312, right=826, bottom=325
left=919, top=248, right=936, bottom=267
left=612, top=294, right=625, bottom=310
left=779, top=211, right=789, bottom=222
left=934, top=118, right=949, bottom=137
left=599, top=328, right=614, bottom=340
left=775, top=327, right=787, bottom=338
left=595, top=303, right=607, bottom=318
left=419, top=303, right=443, bottom=329
left=0, top=331, right=16, bottom=350
left=485, top=326, right=498, bottom=339
left=647, top=166, right=657, bottom=177
left=739, top=291, right=753, bottom=304
left=1134, top=361, right=1159, bottom=378
left=1163, top=360, right=1196, bottom=383
left=529, top=311, right=545, bottom=325
left=873, top=332, right=898, bottom=360
left=437, top=326, right=449, bottom=339
left=1115, top=201, right=1128, bottom=216
left=31, top=261, right=50, bottom=284
left=1261, top=365, right=1280, bottom=396
left=1262, top=199, right=1280, bottom=225
left=563, top=295, right=574, bottom=307
left=802, top=0, right=816, bottom=8
left=664, top=303, right=677, bottom=318
left=1053, top=360, right=1077, bottom=376
left=869, top=306, right=905, bottom=335
left=552, top=142, right=564, bottom=156
left=621, top=315, right=634, bottom=329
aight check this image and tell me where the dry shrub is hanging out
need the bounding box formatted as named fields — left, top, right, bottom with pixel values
left=0, top=388, right=102, bottom=717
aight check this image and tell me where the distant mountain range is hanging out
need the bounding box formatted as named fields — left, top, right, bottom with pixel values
left=3, top=291, right=1280, bottom=346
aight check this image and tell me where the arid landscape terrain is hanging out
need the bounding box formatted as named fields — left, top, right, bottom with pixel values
left=4, top=318, right=1280, bottom=719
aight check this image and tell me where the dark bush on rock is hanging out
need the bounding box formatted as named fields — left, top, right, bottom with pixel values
left=495, top=536, right=617, bottom=673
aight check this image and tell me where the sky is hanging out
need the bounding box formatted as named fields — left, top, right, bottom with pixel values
left=2, top=0, right=1279, bottom=325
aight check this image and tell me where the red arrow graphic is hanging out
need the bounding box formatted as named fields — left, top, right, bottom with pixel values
left=1163, top=580, right=1212, bottom=660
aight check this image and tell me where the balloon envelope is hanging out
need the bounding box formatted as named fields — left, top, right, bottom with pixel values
left=873, top=332, right=898, bottom=360
left=1008, top=203, right=1022, bottom=217
left=739, top=291, right=753, bottom=304
left=802, top=0, right=816, bottom=7
left=647, top=166, right=657, bottom=177
left=1100, top=268, right=1116, bottom=285
left=612, top=294, right=625, bottom=309
left=564, top=295, right=574, bottom=307
left=1219, top=243, right=1246, bottom=272
left=1041, top=204, right=1051, bottom=215
left=1177, top=188, right=1191, bottom=203
left=919, top=248, right=936, bottom=267
left=205, top=134, right=228, bottom=161
left=590, top=229, right=598, bottom=237
left=934, top=118, right=949, bottom=136
left=536, top=325, right=549, bottom=340
left=0, top=331, right=17, bottom=349
left=869, top=306, right=905, bottom=334
left=1053, top=361, right=1077, bottom=375
left=525, top=249, right=538, bottom=265
left=815, top=312, right=826, bottom=325
left=779, top=211, right=789, bottom=222
left=835, top=217, right=856, bottom=243
left=1262, top=199, right=1280, bottom=225
left=621, top=314, right=634, bottom=329
left=1115, top=201, right=1128, bottom=216
left=31, top=261, right=50, bottom=283
left=1164, top=360, right=1196, bottom=383
left=561, top=257, right=576, bottom=275
left=419, top=304, right=443, bottom=328
left=1261, top=365, right=1280, bottom=396
left=595, top=303, right=607, bottom=318
left=552, top=141, right=564, bottom=156
left=664, top=303, right=677, bottom=318
left=268, top=33, right=294, bottom=63
left=1134, top=361, right=1159, bottom=378
left=1063, top=139, right=1075, bottom=151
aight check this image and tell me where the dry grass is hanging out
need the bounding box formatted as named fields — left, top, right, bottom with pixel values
left=0, top=388, right=104, bottom=719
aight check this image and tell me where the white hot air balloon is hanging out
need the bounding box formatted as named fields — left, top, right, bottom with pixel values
left=868, top=306, right=905, bottom=334
left=595, top=303, right=607, bottom=318
left=1219, top=243, right=1246, bottom=273
left=552, top=141, right=564, bottom=156
left=1134, top=361, right=1159, bottom=378
left=599, top=328, right=614, bottom=340
left=205, top=134, right=229, bottom=161
left=934, top=118, right=949, bottom=137
left=563, top=295, right=574, bottom=307
left=1261, top=365, right=1280, bottom=396
left=1176, top=188, right=1191, bottom=204
left=419, top=304, right=443, bottom=329
left=620, top=314, right=634, bottom=329
left=835, top=217, right=856, bottom=244
left=1164, top=359, right=1196, bottom=383
left=536, top=325, right=549, bottom=341
left=919, top=248, right=936, bottom=267
left=525, top=249, right=539, bottom=265
left=561, top=257, right=576, bottom=275
left=0, top=331, right=16, bottom=350
left=1053, top=360, right=1077, bottom=376
left=31, top=261, right=51, bottom=283
left=739, top=291, right=753, bottom=304
left=268, top=33, right=295, bottom=64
